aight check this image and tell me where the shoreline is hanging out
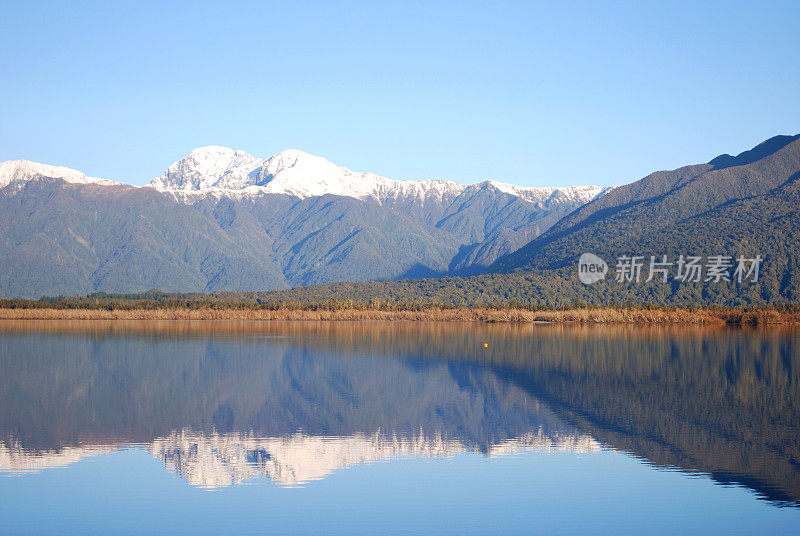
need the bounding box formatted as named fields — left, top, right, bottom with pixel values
left=0, top=307, right=796, bottom=324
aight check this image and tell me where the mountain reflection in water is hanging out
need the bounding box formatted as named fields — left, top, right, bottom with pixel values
left=0, top=320, right=798, bottom=505
left=2, top=430, right=599, bottom=489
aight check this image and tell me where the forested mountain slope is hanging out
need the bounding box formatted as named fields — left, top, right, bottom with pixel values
left=0, top=149, right=604, bottom=297
left=241, top=134, right=800, bottom=307
left=494, top=134, right=800, bottom=272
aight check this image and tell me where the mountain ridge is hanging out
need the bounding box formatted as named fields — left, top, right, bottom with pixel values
left=0, top=160, right=122, bottom=189
left=1, top=147, right=610, bottom=208
left=148, top=146, right=610, bottom=207
left=491, top=133, right=800, bottom=273
left=8, top=133, right=794, bottom=304
left=0, top=147, right=608, bottom=297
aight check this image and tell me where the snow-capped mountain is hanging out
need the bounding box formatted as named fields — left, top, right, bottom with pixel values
left=148, top=146, right=462, bottom=202
left=1, top=147, right=609, bottom=207
left=148, top=146, right=263, bottom=191
left=0, top=160, right=120, bottom=189
left=149, top=146, right=609, bottom=206
left=0, top=148, right=615, bottom=297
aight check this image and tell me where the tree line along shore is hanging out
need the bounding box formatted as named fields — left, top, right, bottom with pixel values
left=0, top=298, right=797, bottom=324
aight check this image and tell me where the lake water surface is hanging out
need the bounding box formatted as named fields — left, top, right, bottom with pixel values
left=1, top=320, right=799, bottom=535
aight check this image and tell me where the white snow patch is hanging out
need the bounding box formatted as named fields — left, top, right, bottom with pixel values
left=0, top=160, right=121, bottom=189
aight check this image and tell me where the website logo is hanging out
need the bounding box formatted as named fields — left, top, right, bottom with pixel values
left=578, top=253, right=608, bottom=285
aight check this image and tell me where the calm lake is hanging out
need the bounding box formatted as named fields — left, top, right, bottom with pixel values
left=1, top=320, right=799, bottom=535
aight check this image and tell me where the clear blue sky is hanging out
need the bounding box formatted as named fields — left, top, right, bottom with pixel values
left=1, top=1, right=798, bottom=187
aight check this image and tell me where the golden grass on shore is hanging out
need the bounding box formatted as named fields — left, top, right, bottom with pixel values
left=0, top=307, right=795, bottom=324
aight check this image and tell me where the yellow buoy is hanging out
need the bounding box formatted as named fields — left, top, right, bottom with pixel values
left=483, top=343, right=488, bottom=348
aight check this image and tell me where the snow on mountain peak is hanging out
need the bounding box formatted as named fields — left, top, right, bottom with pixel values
left=150, top=146, right=263, bottom=191
left=484, top=179, right=610, bottom=204
left=0, top=160, right=120, bottom=189
left=256, top=149, right=357, bottom=197
left=147, top=147, right=609, bottom=205
left=148, top=146, right=461, bottom=201
left=1, top=149, right=609, bottom=209
left=264, top=148, right=330, bottom=170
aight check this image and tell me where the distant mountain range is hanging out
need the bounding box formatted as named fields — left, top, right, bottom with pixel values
left=4, top=133, right=799, bottom=305
left=0, top=148, right=609, bottom=298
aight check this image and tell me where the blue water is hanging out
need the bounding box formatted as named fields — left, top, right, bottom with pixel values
left=0, top=321, right=798, bottom=535
left=3, top=449, right=798, bottom=535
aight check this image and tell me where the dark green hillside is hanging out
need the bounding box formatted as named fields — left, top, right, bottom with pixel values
left=493, top=134, right=800, bottom=272
left=0, top=171, right=593, bottom=298
left=0, top=179, right=288, bottom=297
